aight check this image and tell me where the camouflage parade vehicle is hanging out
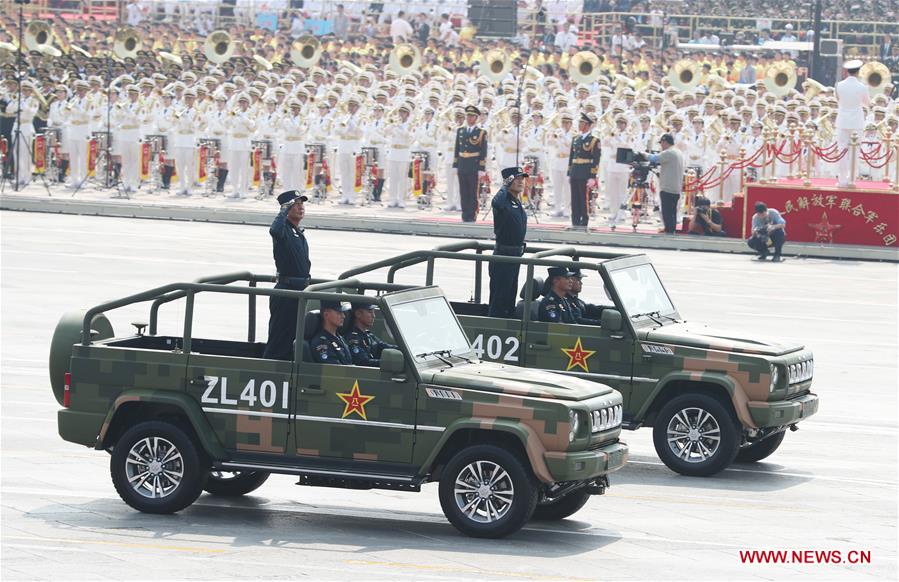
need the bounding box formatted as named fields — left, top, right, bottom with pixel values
left=49, top=272, right=628, bottom=538
left=341, top=241, right=820, bottom=477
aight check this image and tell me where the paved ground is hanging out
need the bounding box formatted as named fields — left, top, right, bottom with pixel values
left=1, top=211, right=896, bottom=581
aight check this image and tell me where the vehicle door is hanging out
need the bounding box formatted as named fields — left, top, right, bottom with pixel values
left=460, top=315, right=525, bottom=366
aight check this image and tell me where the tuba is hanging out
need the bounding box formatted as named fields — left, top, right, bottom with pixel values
left=860, top=61, right=891, bottom=96
left=763, top=62, right=797, bottom=97
left=253, top=54, right=273, bottom=71
left=25, top=21, right=52, bottom=52
left=204, top=30, right=234, bottom=64
left=802, top=78, right=826, bottom=100
left=113, top=27, right=141, bottom=60
left=290, top=35, right=321, bottom=68
left=0, top=41, right=15, bottom=65
left=569, top=51, right=601, bottom=84
left=480, top=48, right=510, bottom=83
left=668, top=59, right=700, bottom=91
left=389, top=43, right=421, bottom=76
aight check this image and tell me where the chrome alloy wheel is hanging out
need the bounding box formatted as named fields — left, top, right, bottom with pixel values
left=453, top=460, right=515, bottom=523
left=666, top=407, right=722, bottom=463
left=125, top=437, right=184, bottom=499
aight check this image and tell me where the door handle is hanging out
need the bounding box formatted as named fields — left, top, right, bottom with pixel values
left=303, top=385, right=324, bottom=395
left=391, top=376, right=407, bottom=383
left=528, top=343, right=551, bottom=351
left=610, top=334, right=625, bottom=340
left=188, top=376, right=207, bottom=387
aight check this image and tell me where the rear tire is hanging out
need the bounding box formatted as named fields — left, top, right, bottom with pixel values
left=653, top=393, right=741, bottom=477
left=531, top=488, right=591, bottom=521
left=735, top=431, right=786, bottom=463
left=204, top=471, right=270, bottom=496
left=110, top=421, right=207, bottom=514
left=438, top=445, right=537, bottom=538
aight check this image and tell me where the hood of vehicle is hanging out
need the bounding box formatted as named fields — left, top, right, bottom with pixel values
left=423, top=362, right=614, bottom=401
left=641, top=322, right=804, bottom=356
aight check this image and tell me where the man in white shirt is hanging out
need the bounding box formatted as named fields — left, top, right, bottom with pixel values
left=554, top=25, right=578, bottom=52
left=390, top=11, right=414, bottom=44
left=835, top=60, right=871, bottom=187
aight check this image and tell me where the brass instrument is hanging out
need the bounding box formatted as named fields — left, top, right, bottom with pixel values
left=113, top=27, right=141, bottom=60
left=763, top=62, right=797, bottom=97
left=69, top=44, right=92, bottom=58
left=430, top=65, right=453, bottom=79
left=389, top=43, right=421, bottom=77
left=204, top=30, right=234, bottom=64
left=24, top=20, right=52, bottom=52
left=613, top=74, right=636, bottom=96
left=668, top=59, right=700, bottom=91
left=338, top=59, right=362, bottom=76
left=0, top=41, right=15, bottom=65
left=569, top=51, right=601, bottom=84
left=480, top=48, right=510, bottom=83
left=158, top=51, right=183, bottom=67
left=706, top=74, right=729, bottom=94
left=290, top=35, right=321, bottom=68
left=802, top=78, right=826, bottom=100
left=37, top=44, right=61, bottom=58
left=253, top=54, right=273, bottom=71
left=859, top=61, right=891, bottom=96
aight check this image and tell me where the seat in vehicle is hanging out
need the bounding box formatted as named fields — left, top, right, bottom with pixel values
left=513, top=277, right=544, bottom=320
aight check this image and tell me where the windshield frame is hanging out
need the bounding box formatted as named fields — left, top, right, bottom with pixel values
left=602, top=257, right=679, bottom=327
left=387, top=293, right=477, bottom=368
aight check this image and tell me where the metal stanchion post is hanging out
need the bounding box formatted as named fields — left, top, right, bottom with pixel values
left=848, top=131, right=858, bottom=189
left=893, top=133, right=899, bottom=192
left=788, top=123, right=797, bottom=180
left=803, top=129, right=813, bottom=187
left=717, top=149, right=726, bottom=203
left=738, top=146, right=746, bottom=199
left=760, top=128, right=770, bottom=184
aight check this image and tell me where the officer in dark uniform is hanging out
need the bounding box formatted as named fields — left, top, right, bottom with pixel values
left=344, top=303, right=397, bottom=367
left=538, top=266, right=577, bottom=323
left=567, top=267, right=601, bottom=325
left=568, top=112, right=602, bottom=229
left=263, top=191, right=311, bottom=360
left=488, top=166, right=528, bottom=318
left=453, top=105, right=488, bottom=222
left=309, top=300, right=353, bottom=364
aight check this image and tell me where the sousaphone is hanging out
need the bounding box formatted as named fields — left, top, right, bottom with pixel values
left=389, top=43, right=421, bottom=76
left=113, top=27, right=141, bottom=60
left=859, top=61, right=891, bottom=96
left=763, top=62, right=797, bottom=97
left=569, top=51, right=601, bottom=84
left=24, top=21, right=52, bottom=52
left=480, top=48, right=510, bottom=83
left=668, top=59, right=700, bottom=91
left=290, top=35, right=321, bottom=68
left=205, top=30, right=234, bottom=64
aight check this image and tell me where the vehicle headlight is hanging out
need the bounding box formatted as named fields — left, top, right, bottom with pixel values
left=769, top=365, right=779, bottom=392
left=569, top=410, right=580, bottom=442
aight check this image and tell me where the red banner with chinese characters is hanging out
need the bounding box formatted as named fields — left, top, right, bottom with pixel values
left=140, top=142, right=151, bottom=180
left=305, top=152, right=315, bottom=189
left=744, top=184, right=899, bottom=248
left=411, top=157, right=422, bottom=196
left=354, top=154, right=364, bottom=193
left=198, top=145, right=208, bottom=183
left=252, top=148, right=262, bottom=188
left=33, top=134, right=46, bottom=175
left=87, top=138, right=98, bottom=177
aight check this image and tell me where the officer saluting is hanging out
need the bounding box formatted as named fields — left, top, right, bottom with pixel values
left=344, top=303, right=397, bottom=367
left=309, top=300, right=352, bottom=364
left=488, top=166, right=528, bottom=318
left=263, top=191, right=311, bottom=360
left=453, top=105, right=488, bottom=223
left=568, top=112, right=602, bottom=230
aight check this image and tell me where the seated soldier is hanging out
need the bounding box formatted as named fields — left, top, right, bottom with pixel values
left=309, top=300, right=353, bottom=364
left=344, top=303, right=398, bottom=367
left=567, top=267, right=601, bottom=325
left=538, top=266, right=577, bottom=323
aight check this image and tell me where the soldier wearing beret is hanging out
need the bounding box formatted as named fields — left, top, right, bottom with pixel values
left=453, top=104, right=488, bottom=222
left=488, top=166, right=528, bottom=318
left=568, top=112, right=602, bottom=229
left=263, top=191, right=312, bottom=360
left=538, top=267, right=577, bottom=323
left=343, top=303, right=397, bottom=367
left=309, top=300, right=353, bottom=364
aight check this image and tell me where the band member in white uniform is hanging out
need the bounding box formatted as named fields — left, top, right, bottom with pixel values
left=65, top=80, right=92, bottom=189
left=335, top=95, right=363, bottom=204
left=386, top=102, right=414, bottom=208
left=278, top=98, right=306, bottom=192
left=834, top=59, right=871, bottom=187
left=113, top=85, right=143, bottom=192
left=172, top=88, right=199, bottom=196
left=226, top=93, right=257, bottom=198
left=6, top=81, right=40, bottom=187
left=547, top=111, right=573, bottom=217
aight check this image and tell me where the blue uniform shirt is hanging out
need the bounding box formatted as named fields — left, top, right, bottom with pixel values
left=270, top=205, right=311, bottom=278
left=491, top=185, right=527, bottom=247
left=309, top=330, right=352, bottom=364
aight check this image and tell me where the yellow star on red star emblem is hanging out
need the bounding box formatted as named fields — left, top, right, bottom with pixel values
left=336, top=380, right=375, bottom=420
left=561, top=338, right=596, bottom=372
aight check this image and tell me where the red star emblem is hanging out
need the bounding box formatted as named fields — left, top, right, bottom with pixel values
left=561, top=338, right=596, bottom=372
left=336, top=380, right=375, bottom=420
left=809, top=211, right=842, bottom=243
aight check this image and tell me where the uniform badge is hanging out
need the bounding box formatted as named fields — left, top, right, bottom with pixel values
left=336, top=380, right=375, bottom=420
left=561, top=337, right=597, bottom=372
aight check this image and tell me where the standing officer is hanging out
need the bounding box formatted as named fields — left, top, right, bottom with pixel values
left=835, top=59, right=870, bottom=188
left=309, top=300, right=352, bottom=364
left=263, top=190, right=311, bottom=361
left=344, top=303, right=397, bottom=367
left=488, top=166, right=528, bottom=318
left=568, top=112, right=602, bottom=230
left=453, top=105, right=488, bottom=222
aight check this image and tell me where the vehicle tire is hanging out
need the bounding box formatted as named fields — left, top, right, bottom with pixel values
left=110, top=420, right=207, bottom=514
left=531, top=488, right=591, bottom=521
left=652, top=393, right=741, bottom=477
left=438, top=444, right=538, bottom=538
left=735, top=431, right=786, bottom=463
left=203, top=471, right=270, bottom=496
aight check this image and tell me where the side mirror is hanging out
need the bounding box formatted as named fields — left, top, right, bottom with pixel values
left=380, top=348, right=405, bottom=374
left=600, top=309, right=623, bottom=332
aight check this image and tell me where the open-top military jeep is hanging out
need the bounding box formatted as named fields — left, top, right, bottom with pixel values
left=49, top=273, right=627, bottom=538
left=341, top=241, right=819, bottom=477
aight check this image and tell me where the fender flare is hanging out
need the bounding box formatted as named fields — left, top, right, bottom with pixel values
left=96, top=389, right=227, bottom=459
left=418, top=418, right=556, bottom=483
left=635, top=371, right=757, bottom=430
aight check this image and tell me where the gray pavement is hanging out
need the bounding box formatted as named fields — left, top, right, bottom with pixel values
left=1, top=211, right=897, bottom=581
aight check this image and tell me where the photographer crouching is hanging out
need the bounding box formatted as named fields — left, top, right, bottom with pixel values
left=636, top=134, right=685, bottom=234
left=747, top=202, right=787, bottom=262
left=688, top=195, right=726, bottom=236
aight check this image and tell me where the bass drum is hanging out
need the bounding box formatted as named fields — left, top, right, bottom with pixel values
left=48, top=310, right=114, bottom=405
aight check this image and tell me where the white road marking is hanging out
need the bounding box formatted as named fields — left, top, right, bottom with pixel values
left=625, top=460, right=897, bottom=487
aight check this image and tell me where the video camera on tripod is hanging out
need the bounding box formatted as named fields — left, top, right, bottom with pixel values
left=616, top=147, right=658, bottom=186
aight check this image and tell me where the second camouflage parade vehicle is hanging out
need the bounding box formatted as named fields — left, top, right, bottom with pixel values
left=341, top=241, right=820, bottom=477
left=49, top=273, right=627, bottom=538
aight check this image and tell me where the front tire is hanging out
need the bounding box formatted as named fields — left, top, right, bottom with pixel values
left=110, top=421, right=207, bottom=514
left=531, top=488, right=591, bottom=521
left=735, top=431, right=786, bottom=463
left=204, top=471, right=270, bottom=496
left=438, top=445, right=537, bottom=538
left=653, top=393, right=740, bottom=477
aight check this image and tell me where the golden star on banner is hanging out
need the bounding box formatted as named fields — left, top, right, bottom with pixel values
left=336, top=380, right=375, bottom=420
left=561, top=338, right=596, bottom=372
